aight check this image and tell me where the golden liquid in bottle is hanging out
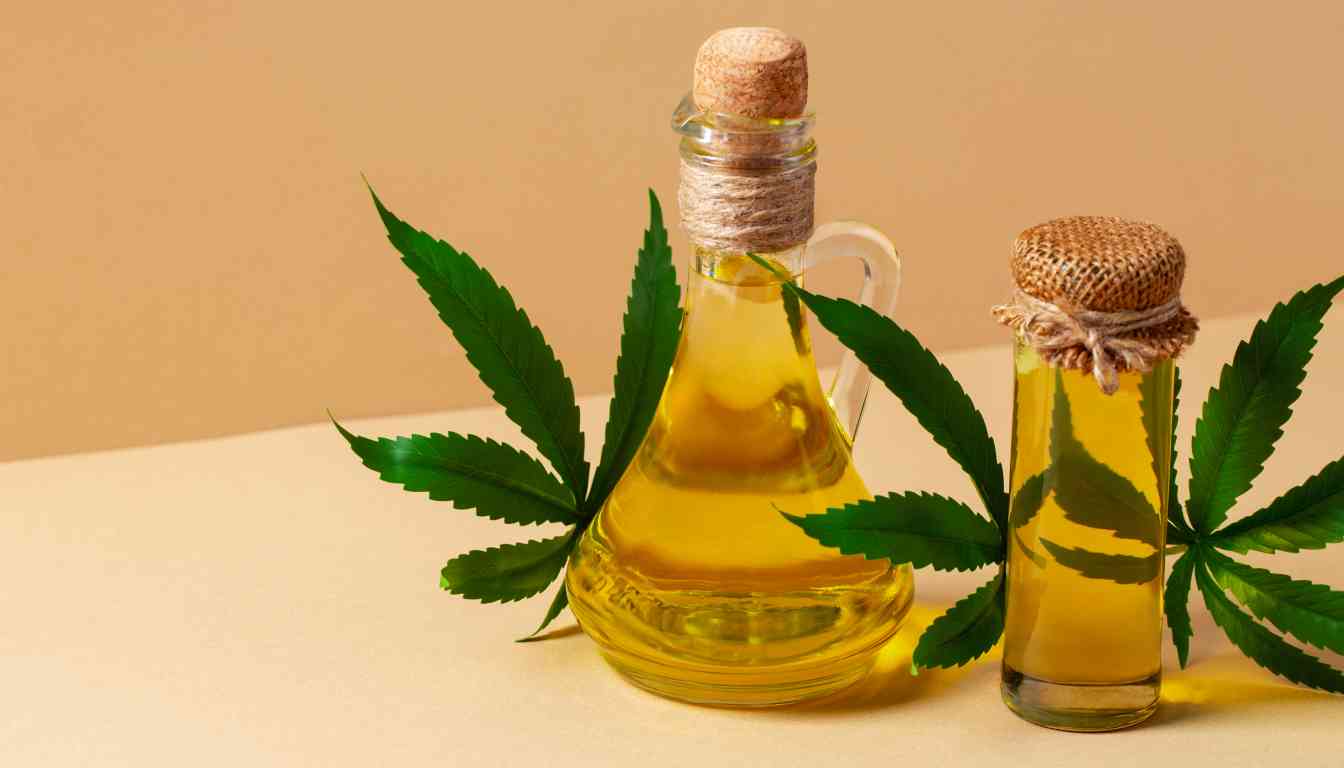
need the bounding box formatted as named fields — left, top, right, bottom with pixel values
left=566, top=254, right=913, bottom=706
left=1002, top=341, right=1172, bottom=731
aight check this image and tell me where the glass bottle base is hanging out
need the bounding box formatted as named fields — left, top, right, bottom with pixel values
left=567, top=523, right=915, bottom=708
left=573, top=576, right=913, bottom=707
left=1001, top=664, right=1160, bottom=731
left=598, top=644, right=882, bottom=708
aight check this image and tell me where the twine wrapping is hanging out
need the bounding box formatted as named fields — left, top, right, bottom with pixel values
left=993, top=289, right=1197, bottom=395
left=678, top=157, right=815, bottom=253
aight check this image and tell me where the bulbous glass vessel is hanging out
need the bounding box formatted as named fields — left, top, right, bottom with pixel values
left=566, top=96, right=914, bottom=707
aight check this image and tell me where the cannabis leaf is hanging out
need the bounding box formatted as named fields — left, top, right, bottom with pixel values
left=334, top=425, right=578, bottom=526
left=1209, top=457, right=1344, bottom=554
left=1185, top=277, right=1344, bottom=533
left=1165, top=549, right=1197, bottom=667
left=1139, top=365, right=1174, bottom=507
left=1204, top=548, right=1344, bottom=655
left=586, top=191, right=681, bottom=512
left=1014, top=370, right=1167, bottom=585
left=756, top=263, right=1007, bottom=524
left=911, top=573, right=1005, bottom=672
left=440, top=533, right=574, bottom=603
left=783, top=493, right=1002, bottom=572
left=1038, top=540, right=1159, bottom=585
left=337, top=185, right=680, bottom=638
left=778, top=257, right=1344, bottom=692
left=755, top=264, right=1011, bottom=670
left=1049, top=374, right=1161, bottom=545
left=1195, top=557, right=1344, bottom=693
left=369, top=186, right=589, bottom=499
left=1008, top=472, right=1047, bottom=529
left=1165, top=371, right=1197, bottom=545
left=1155, top=276, right=1344, bottom=692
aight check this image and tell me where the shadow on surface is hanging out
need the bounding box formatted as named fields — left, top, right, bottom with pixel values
left=777, top=602, right=1001, bottom=715
left=516, top=623, right=585, bottom=644
left=1149, top=656, right=1335, bottom=727
left=530, top=606, right=1334, bottom=723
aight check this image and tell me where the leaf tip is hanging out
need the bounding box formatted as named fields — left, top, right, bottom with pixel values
left=330, top=414, right=359, bottom=446
left=363, top=178, right=400, bottom=232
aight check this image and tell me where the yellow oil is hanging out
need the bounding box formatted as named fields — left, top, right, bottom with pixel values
left=566, top=253, right=913, bottom=706
left=1002, top=340, right=1172, bottom=730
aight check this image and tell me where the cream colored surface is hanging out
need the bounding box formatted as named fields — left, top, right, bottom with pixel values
left=5, top=3, right=1344, bottom=462
left=3, top=312, right=1341, bottom=766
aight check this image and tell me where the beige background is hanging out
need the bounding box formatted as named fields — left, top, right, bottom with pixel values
left=5, top=1, right=1344, bottom=461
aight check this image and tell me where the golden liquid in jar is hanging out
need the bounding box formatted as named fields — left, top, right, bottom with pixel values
left=1002, top=341, right=1172, bottom=730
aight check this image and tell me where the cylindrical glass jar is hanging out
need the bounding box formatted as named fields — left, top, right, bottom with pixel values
left=993, top=215, right=1196, bottom=731
left=1002, top=339, right=1173, bottom=731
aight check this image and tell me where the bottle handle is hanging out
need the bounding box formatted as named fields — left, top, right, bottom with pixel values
left=803, top=221, right=902, bottom=442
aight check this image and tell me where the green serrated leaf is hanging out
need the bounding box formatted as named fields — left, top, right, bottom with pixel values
left=1210, top=456, right=1344, bottom=554
left=1194, top=558, right=1344, bottom=693
left=780, top=280, right=806, bottom=355
left=912, top=572, right=1005, bottom=671
left=517, top=583, right=570, bottom=643
left=367, top=185, right=589, bottom=500
left=1138, top=360, right=1176, bottom=507
left=1008, top=471, right=1047, bottom=530
left=1204, top=548, right=1344, bottom=655
left=1049, top=373, right=1160, bottom=545
left=1010, top=525, right=1048, bottom=569
left=784, top=493, right=1003, bottom=572
left=770, top=276, right=1008, bottom=526
left=440, top=532, right=574, bottom=603
left=586, top=191, right=682, bottom=514
left=746, top=253, right=807, bottom=352
left=1165, top=548, right=1197, bottom=668
left=1038, top=539, right=1160, bottom=585
left=1186, top=276, right=1344, bottom=533
left=1168, top=369, right=1191, bottom=534
left=334, top=421, right=577, bottom=525
left=1167, top=521, right=1194, bottom=546
left=1006, top=473, right=1050, bottom=567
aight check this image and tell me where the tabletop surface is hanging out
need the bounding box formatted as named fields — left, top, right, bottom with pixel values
left=4, top=311, right=1341, bottom=767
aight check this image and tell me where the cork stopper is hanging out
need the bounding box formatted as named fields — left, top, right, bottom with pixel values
left=693, top=27, right=808, bottom=119
left=1012, top=216, right=1186, bottom=312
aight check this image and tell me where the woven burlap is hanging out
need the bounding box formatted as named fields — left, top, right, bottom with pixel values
left=992, top=216, right=1199, bottom=393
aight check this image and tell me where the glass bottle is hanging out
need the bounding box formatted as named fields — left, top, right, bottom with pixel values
left=566, top=29, right=914, bottom=707
left=1003, top=342, right=1173, bottom=730
left=996, top=216, right=1195, bottom=731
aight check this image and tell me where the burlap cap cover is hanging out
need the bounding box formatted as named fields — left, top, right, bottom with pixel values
left=993, top=216, right=1199, bottom=384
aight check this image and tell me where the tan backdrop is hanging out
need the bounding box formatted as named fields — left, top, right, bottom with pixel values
left=5, top=2, right=1343, bottom=462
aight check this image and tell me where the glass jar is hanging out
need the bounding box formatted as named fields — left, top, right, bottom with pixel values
left=1002, top=339, right=1173, bottom=729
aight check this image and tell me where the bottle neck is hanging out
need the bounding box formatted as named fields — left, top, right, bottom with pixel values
left=692, top=243, right=804, bottom=280
left=672, top=93, right=817, bottom=171
left=672, top=94, right=818, bottom=255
